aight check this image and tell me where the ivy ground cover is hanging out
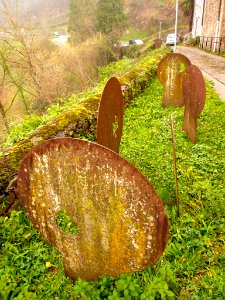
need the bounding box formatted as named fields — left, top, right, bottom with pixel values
left=0, top=78, right=224, bottom=299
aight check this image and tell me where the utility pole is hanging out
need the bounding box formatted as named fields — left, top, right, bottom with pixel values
left=174, top=0, right=179, bottom=53
left=159, top=20, right=162, bottom=39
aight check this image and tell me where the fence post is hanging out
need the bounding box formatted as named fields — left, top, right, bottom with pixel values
left=198, top=35, right=225, bottom=53
left=210, top=37, right=213, bottom=52
left=219, top=37, right=222, bottom=53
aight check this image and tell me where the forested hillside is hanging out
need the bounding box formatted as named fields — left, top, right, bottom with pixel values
left=2, top=0, right=191, bottom=33
left=126, top=0, right=189, bottom=34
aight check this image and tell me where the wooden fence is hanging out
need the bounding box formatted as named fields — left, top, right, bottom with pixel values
left=197, top=36, right=225, bottom=53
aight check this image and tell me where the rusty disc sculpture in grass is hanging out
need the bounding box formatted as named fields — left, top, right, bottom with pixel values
left=153, top=38, right=162, bottom=49
left=157, top=53, right=191, bottom=107
left=17, top=138, right=169, bottom=281
left=183, top=64, right=206, bottom=143
left=97, top=77, right=124, bottom=153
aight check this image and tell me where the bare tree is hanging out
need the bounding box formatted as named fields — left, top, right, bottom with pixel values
left=181, top=0, right=194, bottom=32
left=0, top=89, right=9, bottom=132
left=69, top=0, right=97, bottom=43
left=0, top=0, right=55, bottom=119
left=0, top=0, right=115, bottom=139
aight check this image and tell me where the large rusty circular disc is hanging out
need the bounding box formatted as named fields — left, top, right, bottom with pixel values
left=157, top=53, right=191, bottom=106
left=183, top=64, right=206, bottom=114
left=17, top=138, right=169, bottom=281
left=97, top=77, right=124, bottom=153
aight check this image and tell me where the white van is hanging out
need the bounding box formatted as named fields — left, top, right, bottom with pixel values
left=166, top=33, right=179, bottom=46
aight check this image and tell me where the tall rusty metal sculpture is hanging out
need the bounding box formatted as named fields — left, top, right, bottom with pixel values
left=183, top=64, right=206, bottom=143
left=17, top=138, right=169, bottom=281
left=158, top=53, right=191, bottom=107
left=97, top=77, right=124, bottom=153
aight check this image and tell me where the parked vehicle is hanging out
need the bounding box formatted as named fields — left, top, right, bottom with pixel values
left=129, top=39, right=144, bottom=45
left=166, top=33, right=180, bottom=46
left=118, top=41, right=129, bottom=47
left=52, top=31, right=60, bottom=37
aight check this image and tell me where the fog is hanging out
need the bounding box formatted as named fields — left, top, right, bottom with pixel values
left=0, top=0, right=69, bottom=21
left=18, top=0, right=69, bottom=16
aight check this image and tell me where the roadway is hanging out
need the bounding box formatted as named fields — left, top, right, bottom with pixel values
left=177, top=46, right=225, bottom=101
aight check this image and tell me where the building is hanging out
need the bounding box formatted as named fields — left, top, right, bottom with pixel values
left=192, top=0, right=225, bottom=52
left=192, top=0, right=225, bottom=38
left=192, top=0, right=205, bottom=37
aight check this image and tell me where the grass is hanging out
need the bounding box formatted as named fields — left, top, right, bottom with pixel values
left=0, top=77, right=225, bottom=299
left=120, top=24, right=189, bottom=44
left=121, top=27, right=149, bottom=42
left=120, top=79, right=225, bottom=298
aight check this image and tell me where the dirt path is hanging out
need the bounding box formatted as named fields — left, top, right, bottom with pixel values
left=177, top=46, right=225, bottom=100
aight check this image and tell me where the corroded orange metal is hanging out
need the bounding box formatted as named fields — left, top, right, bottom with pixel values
left=157, top=53, right=191, bottom=107
left=17, top=138, right=169, bottom=281
left=183, top=64, right=206, bottom=143
left=97, top=77, right=124, bottom=153
left=153, top=39, right=162, bottom=49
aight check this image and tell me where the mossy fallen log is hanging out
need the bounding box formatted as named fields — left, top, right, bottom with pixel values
left=0, top=48, right=171, bottom=215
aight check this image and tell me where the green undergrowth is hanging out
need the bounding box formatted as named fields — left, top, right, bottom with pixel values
left=120, top=28, right=148, bottom=42
left=56, top=211, right=78, bottom=235
left=0, top=78, right=225, bottom=299
left=120, top=79, right=225, bottom=298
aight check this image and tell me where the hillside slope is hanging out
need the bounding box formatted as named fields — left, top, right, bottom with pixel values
left=126, top=0, right=189, bottom=36
left=0, top=0, right=70, bottom=27
left=19, top=0, right=69, bottom=17
left=1, top=0, right=189, bottom=34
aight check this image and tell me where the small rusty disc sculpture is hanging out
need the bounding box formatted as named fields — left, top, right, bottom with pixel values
left=153, top=38, right=162, bottom=49
left=97, top=77, right=124, bottom=153
left=17, top=138, right=169, bottom=281
left=183, top=64, right=206, bottom=143
left=157, top=53, right=191, bottom=107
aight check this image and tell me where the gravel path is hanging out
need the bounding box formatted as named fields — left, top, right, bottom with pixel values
left=177, top=46, right=225, bottom=100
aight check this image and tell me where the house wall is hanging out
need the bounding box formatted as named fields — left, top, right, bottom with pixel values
left=192, top=0, right=205, bottom=37
left=202, top=0, right=225, bottom=37
left=220, top=0, right=225, bottom=36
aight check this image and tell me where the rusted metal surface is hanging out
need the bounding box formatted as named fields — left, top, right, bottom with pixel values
left=17, top=138, right=169, bottom=281
left=153, top=39, right=163, bottom=49
left=157, top=53, right=191, bottom=107
left=183, top=64, right=206, bottom=143
left=97, top=77, right=124, bottom=153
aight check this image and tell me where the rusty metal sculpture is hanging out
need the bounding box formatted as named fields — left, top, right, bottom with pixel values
left=157, top=53, right=191, bottom=107
left=153, top=39, right=162, bottom=49
left=97, top=77, right=124, bottom=153
left=183, top=64, right=206, bottom=143
left=17, top=138, right=169, bottom=281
